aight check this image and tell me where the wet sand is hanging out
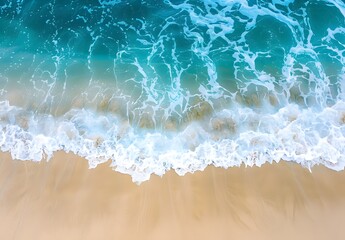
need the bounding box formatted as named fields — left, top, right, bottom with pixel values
left=1, top=152, right=345, bottom=240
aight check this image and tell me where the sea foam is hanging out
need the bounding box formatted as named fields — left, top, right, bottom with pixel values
left=0, top=100, right=344, bottom=182
left=1, top=0, right=345, bottom=182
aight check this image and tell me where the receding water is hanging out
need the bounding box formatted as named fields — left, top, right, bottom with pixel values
left=0, top=0, right=344, bottom=182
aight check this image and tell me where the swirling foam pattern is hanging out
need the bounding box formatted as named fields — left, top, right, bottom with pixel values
left=0, top=0, right=344, bottom=182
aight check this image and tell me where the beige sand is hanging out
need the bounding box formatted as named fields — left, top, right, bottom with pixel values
left=0, top=152, right=345, bottom=240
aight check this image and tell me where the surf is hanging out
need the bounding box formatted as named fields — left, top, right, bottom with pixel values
left=0, top=0, right=344, bottom=182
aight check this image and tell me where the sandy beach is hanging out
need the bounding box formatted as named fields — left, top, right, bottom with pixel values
left=1, top=0, right=345, bottom=239
left=0, top=152, right=345, bottom=240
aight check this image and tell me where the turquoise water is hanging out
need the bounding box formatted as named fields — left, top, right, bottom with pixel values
left=0, top=0, right=344, bottom=182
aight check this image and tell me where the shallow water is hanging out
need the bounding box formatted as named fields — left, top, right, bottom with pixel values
left=0, top=0, right=344, bottom=182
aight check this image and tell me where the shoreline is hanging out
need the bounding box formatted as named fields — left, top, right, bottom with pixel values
left=1, top=152, right=345, bottom=240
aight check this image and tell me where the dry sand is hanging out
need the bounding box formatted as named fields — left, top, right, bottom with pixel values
left=0, top=152, right=345, bottom=240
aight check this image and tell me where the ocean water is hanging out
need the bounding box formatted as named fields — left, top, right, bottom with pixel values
left=0, top=0, right=344, bottom=182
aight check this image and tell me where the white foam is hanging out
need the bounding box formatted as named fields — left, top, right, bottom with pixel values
left=1, top=0, right=345, bottom=183
left=99, top=0, right=121, bottom=6
left=0, top=100, right=344, bottom=183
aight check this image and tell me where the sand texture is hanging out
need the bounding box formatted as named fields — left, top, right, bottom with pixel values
left=1, top=152, right=345, bottom=240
